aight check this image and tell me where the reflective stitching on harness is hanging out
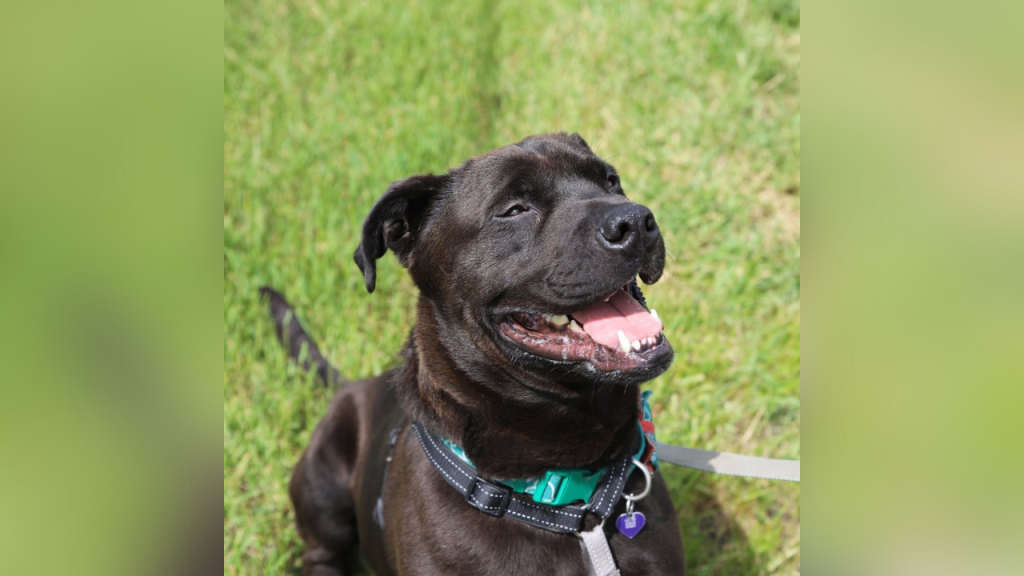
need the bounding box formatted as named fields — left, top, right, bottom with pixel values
left=415, top=422, right=595, bottom=532
left=516, top=499, right=583, bottom=519
left=473, top=484, right=505, bottom=498
left=419, top=426, right=513, bottom=506
left=468, top=493, right=502, bottom=510
left=418, top=427, right=505, bottom=512
left=424, top=428, right=572, bottom=508
left=423, top=431, right=514, bottom=499
left=506, top=508, right=575, bottom=531
left=416, top=426, right=468, bottom=490
left=422, top=428, right=473, bottom=481
left=595, top=459, right=627, bottom=514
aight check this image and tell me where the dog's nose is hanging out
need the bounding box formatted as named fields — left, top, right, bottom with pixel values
left=599, top=203, right=660, bottom=251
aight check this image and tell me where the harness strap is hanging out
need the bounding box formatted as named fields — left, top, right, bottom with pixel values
left=412, top=421, right=634, bottom=534
left=579, top=522, right=620, bottom=576
left=373, top=417, right=406, bottom=530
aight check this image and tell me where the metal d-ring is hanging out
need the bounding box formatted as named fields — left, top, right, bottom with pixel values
left=623, top=458, right=652, bottom=516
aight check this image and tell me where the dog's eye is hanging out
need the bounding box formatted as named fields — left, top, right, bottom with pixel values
left=607, top=174, right=620, bottom=188
left=499, top=204, right=529, bottom=217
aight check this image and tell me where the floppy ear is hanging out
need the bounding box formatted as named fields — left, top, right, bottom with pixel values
left=570, top=132, right=591, bottom=150
left=353, top=173, right=448, bottom=293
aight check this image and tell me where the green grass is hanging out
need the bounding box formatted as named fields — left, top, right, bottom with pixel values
left=224, top=0, right=800, bottom=574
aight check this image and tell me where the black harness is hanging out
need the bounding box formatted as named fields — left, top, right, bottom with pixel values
left=410, top=421, right=634, bottom=534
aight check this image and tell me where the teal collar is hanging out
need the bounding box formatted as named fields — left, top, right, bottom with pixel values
left=441, top=391, right=660, bottom=507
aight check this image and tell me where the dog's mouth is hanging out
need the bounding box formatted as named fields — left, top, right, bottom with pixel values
left=495, top=280, right=672, bottom=373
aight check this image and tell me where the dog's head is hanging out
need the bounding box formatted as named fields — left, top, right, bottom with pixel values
left=354, top=133, right=672, bottom=389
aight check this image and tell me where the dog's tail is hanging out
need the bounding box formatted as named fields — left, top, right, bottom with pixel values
left=259, top=286, right=344, bottom=388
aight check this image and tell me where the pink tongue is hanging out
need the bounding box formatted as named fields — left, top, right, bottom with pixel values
left=570, top=290, right=663, bottom=348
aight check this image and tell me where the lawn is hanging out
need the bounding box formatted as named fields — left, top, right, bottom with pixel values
left=224, top=0, right=800, bottom=574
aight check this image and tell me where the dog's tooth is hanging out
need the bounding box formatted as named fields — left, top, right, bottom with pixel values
left=568, top=319, right=583, bottom=332
left=632, top=340, right=641, bottom=352
left=548, top=314, right=569, bottom=327
left=650, top=309, right=660, bottom=322
left=617, top=330, right=631, bottom=354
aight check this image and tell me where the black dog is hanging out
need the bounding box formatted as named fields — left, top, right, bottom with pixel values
left=264, top=133, right=685, bottom=575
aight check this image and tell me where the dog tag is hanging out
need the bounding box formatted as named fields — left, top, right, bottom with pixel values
left=615, top=511, right=646, bottom=539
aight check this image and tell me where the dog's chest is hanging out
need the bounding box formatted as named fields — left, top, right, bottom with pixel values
left=370, top=439, right=681, bottom=576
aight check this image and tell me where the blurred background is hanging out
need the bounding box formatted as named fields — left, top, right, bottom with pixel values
left=224, top=0, right=800, bottom=574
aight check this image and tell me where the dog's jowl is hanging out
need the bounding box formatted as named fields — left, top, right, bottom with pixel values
left=265, top=132, right=686, bottom=575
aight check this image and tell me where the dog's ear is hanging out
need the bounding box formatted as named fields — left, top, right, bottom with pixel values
left=570, top=132, right=591, bottom=150
left=353, top=173, right=448, bottom=293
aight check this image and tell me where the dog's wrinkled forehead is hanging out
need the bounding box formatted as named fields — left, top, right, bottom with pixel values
left=448, top=133, right=617, bottom=213
left=407, top=133, right=628, bottom=298
left=514, top=132, right=597, bottom=159
left=353, top=132, right=624, bottom=295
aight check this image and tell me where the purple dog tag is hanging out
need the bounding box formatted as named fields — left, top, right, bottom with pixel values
left=615, top=511, right=646, bottom=539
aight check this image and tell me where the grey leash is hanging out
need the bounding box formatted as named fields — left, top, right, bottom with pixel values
left=579, top=521, right=620, bottom=576
left=657, top=443, right=800, bottom=482
left=576, top=445, right=800, bottom=576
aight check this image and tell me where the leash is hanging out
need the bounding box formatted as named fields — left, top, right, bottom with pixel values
left=657, top=443, right=800, bottom=482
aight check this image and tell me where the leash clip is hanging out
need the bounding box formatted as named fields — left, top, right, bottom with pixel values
left=623, top=457, right=652, bottom=509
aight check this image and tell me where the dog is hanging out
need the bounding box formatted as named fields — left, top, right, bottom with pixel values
left=263, top=132, right=685, bottom=575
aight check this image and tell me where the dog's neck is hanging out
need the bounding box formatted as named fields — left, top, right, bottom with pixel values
left=395, top=300, right=641, bottom=479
